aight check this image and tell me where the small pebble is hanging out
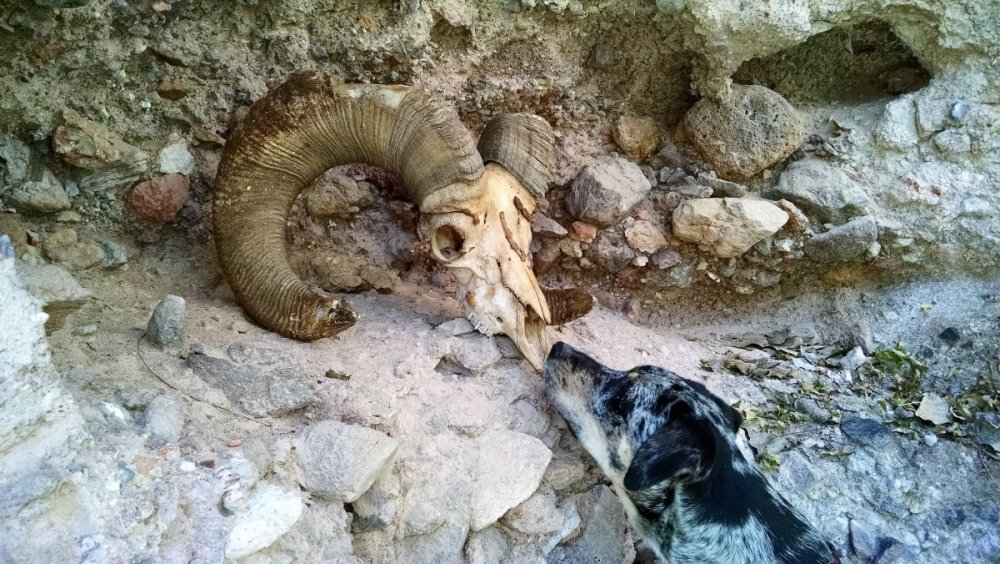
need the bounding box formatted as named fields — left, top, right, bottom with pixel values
left=227, top=439, right=243, bottom=447
left=924, top=434, right=938, bottom=447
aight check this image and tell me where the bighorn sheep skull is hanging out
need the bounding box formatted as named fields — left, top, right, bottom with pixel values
left=213, top=72, right=593, bottom=370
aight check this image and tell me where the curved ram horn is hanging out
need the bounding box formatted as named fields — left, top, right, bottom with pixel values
left=477, top=113, right=556, bottom=199
left=213, top=71, right=484, bottom=340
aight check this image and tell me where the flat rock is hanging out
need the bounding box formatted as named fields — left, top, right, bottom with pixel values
left=442, top=335, right=502, bottom=375
left=612, top=115, right=661, bottom=161
left=224, top=484, right=304, bottom=559
left=434, top=317, right=475, bottom=337
left=16, top=260, right=91, bottom=333
left=682, top=85, right=805, bottom=180
left=764, top=158, right=869, bottom=223
left=501, top=491, right=564, bottom=535
left=841, top=417, right=894, bottom=450
left=187, top=352, right=318, bottom=417
left=470, top=430, right=552, bottom=531
left=624, top=219, right=667, bottom=254
left=915, top=393, right=951, bottom=425
left=532, top=213, right=568, bottom=238
left=566, top=157, right=652, bottom=227
left=697, top=172, right=748, bottom=197
left=295, top=420, right=398, bottom=502
left=146, top=295, right=185, bottom=348
left=52, top=108, right=148, bottom=170
left=804, top=216, right=878, bottom=263
left=672, top=198, right=789, bottom=258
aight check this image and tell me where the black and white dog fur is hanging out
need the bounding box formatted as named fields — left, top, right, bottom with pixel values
left=544, top=342, right=837, bottom=563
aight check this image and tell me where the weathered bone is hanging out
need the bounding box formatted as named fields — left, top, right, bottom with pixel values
left=213, top=71, right=591, bottom=370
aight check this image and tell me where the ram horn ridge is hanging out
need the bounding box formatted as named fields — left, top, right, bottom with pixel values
left=477, top=113, right=556, bottom=200
left=213, top=71, right=483, bottom=340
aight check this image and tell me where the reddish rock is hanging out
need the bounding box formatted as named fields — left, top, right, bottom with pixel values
left=127, top=173, right=190, bottom=223
left=569, top=221, right=597, bottom=244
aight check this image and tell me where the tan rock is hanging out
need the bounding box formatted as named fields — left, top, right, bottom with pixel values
left=612, top=116, right=662, bottom=161
left=52, top=109, right=148, bottom=170
left=672, top=198, right=789, bottom=258
left=624, top=219, right=667, bottom=254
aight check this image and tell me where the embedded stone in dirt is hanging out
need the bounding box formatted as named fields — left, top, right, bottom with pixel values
left=682, top=85, right=805, bottom=180
left=548, top=485, right=635, bottom=563
left=612, top=115, right=662, bottom=161
left=765, top=158, right=870, bottom=223
left=16, top=261, right=91, bottom=333
left=624, top=219, right=667, bottom=254
left=3, top=168, right=71, bottom=213
left=672, top=198, right=789, bottom=258
left=532, top=213, right=568, bottom=238
left=127, top=173, right=190, bottom=223
left=157, top=137, right=195, bottom=176
left=585, top=230, right=636, bottom=273
left=142, top=395, right=185, bottom=442
left=501, top=491, right=565, bottom=535
left=804, top=215, right=878, bottom=262
left=440, top=335, right=502, bottom=375
left=470, top=430, right=552, bottom=531
left=305, top=172, right=376, bottom=219
left=187, top=351, right=317, bottom=417
left=146, top=294, right=186, bottom=348
left=41, top=228, right=104, bottom=271
left=52, top=108, right=148, bottom=170
left=295, top=420, right=398, bottom=502
left=224, top=484, right=304, bottom=559
left=566, top=157, right=652, bottom=227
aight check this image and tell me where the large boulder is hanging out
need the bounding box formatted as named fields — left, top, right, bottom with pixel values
left=672, top=198, right=789, bottom=258
left=683, top=85, right=805, bottom=180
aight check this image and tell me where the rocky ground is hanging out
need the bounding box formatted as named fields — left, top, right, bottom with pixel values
left=2, top=0, right=999, bottom=563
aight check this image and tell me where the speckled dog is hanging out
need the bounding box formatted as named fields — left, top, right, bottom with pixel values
left=544, top=342, right=837, bottom=563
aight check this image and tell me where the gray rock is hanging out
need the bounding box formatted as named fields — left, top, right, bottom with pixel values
left=470, top=430, right=552, bottom=530
left=672, top=198, right=789, bottom=258
left=651, top=248, right=683, bottom=269
left=542, top=451, right=587, bottom=491
left=841, top=417, right=894, bottom=450
left=765, top=158, right=870, bottom=223
left=188, top=352, right=318, bottom=417
left=146, top=295, right=185, bottom=348
left=502, top=491, right=564, bottom=535
left=566, top=157, right=652, bottom=227
left=841, top=346, right=868, bottom=372
left=296, top=420, right=398, bottom=502
left=794, top=398, right=831, bottom=423
left=441, top=335, right=502, bottom=375
left=142, top=395, right=185, bottom=442
left=682, top=85, right=805, bottom=180
left=532, top=213, right=569, bottom=237
left=805, top=216, right=878, bottom=263
left=465, top=525, right=510, bottom=564
left=16, top=261, right=91, bottom=333
left=586, top=43, right=619, bottom=69
left=548, top=485, right=635, bottom=564
left=4, top=169, right=71, bottom=213
left=352, top=471, right=400, bottom=531
left=157, top=137, right=195, bottom=176
left=543, top=498, right=582, bottom=553
left=585, top=230, right=635, bottom=273
left=224, top=484, right=304, bottom=559
left=0, top=136, right=31, bottom=182
left=96, top=240, right=129, bottom=268
left=434, top=317, right=475, bottom=337
left=305, top=172, right=375, bottom=219
left=697, top=172, right=748, bottom=197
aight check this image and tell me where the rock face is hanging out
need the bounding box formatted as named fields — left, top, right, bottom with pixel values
left=804, top=216, right=878, bottom=262
left=295, top=420, right=399, bottom=502
left=469, top=430, right=552, bottom=531
left=682, top=85, right=805, bottom=180
left=566, top=157, right=652, bottom=227
left=612, top=115, right=662, bottom=161
left=127, top=173, right=190, bottom=223
left=765, top=158, right=870, bottom=223
left=672, top=198, right=789, bottom=258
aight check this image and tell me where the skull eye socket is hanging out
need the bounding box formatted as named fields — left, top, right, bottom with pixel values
left=431, top=224, right=465, bottom=263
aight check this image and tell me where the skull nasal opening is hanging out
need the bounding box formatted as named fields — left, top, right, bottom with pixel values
left=431, top=224, right=465, bottom=262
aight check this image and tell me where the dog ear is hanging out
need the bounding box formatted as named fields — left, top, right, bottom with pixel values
left=623, top=405, right=717, bottom=491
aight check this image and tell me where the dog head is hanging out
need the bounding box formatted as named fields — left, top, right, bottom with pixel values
left=545, top=342, right=837, bottom=563
left=543, top=342, right=744, bottom=496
